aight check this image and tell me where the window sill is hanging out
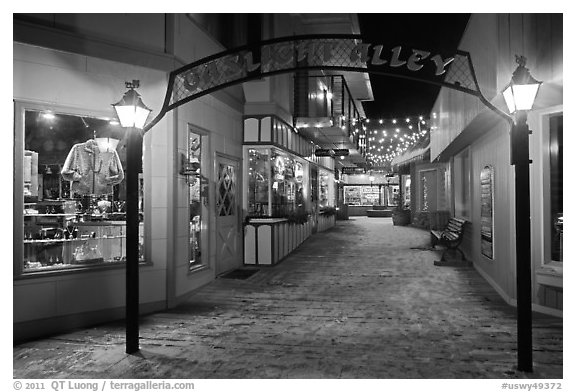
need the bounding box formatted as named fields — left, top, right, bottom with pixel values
left=536, top=263, right=563, bottom=288
left=15, top=260, right=153, bottom=280
left=188, top=264, right=210, bottom=275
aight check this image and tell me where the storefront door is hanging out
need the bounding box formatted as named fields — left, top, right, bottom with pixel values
left=215, top=154, right=241, bottom=275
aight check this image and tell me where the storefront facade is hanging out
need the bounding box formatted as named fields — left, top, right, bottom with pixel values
left=242, top=115, right=337, bottom=265
left=429, top=14, right=563, bottom=316
left=341, top=172, right=400, bottom=216
left=13, top=13, right=364, bottom=341
left=13, top=14, right=247, bottom=341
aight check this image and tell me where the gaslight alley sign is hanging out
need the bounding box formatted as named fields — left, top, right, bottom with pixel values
left=144, top=35, right=497, bottom=133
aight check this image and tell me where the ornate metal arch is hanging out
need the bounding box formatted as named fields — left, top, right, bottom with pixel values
left=143, top=34, right=512, bottom=133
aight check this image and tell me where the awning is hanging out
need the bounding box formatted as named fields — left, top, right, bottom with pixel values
left=391, top=146, right=430, bottom=172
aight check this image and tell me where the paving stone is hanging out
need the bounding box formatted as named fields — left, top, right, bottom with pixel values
left=13, top=217, right=562, bottom=379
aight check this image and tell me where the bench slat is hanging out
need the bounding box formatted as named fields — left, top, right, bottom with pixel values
left=431, top=217, right=467, bottom=245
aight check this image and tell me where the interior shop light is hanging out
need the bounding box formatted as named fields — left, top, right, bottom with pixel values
left=95, top=137, right=119, bottom=153
left=502, top=55, right=542, bottom=114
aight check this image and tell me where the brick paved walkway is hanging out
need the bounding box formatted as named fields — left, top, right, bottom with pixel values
left=13, top=217, right=563, bottom=379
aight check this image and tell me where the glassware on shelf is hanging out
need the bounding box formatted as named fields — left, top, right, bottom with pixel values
left=114, top=201, right=125, bottom=212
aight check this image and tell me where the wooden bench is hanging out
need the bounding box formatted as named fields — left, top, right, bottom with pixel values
left=430, top=217, right=467, bottom=265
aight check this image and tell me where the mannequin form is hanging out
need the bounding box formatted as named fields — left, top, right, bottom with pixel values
left=61, top=139, right=124, bottom=196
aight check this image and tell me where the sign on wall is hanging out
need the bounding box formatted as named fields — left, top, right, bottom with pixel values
left=341, top=167, right=363, bottom=175
left=480, top=165, right=494, bottom=259
left=332, top=149, right=349, bottom=156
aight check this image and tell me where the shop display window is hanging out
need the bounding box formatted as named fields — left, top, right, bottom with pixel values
left=388, top=185, right=400, bottom=206
left=20, top=108, right=144, bottom=274
left=319, top=169, right=335, bottom=208
left=247, top=148, right=270, bottom=216
left=246, top=147, right=305, bottom=217
left=188, top=129, right=208, bottom=269
left=343, top=186, right=361, bottom=205
left=344, top=185, right=395, bottom=206
left=271, top=149, right=304, bottom=216
left=362, top=186, right=380, bottom=206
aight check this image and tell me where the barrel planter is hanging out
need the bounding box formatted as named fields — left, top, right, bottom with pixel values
left=317, top=213, right=336, bottom=232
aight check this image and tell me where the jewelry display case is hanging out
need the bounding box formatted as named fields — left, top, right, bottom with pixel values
left=23, top=197, right=144, bottom=272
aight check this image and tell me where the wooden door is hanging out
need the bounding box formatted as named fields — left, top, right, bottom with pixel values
left=215, top=155, right=240, bottom=274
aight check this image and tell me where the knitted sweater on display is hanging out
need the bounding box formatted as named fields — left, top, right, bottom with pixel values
left=61, top=139, right=124, bottom=195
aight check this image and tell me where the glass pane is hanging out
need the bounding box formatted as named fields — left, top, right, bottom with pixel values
left=344, top=186, right=361, bottom=206
left=319, top=170, right=330, bottom=208
left=389, top=185, right=400, bottom=207
left=480, top=166, right=494, bottom=259
left=217, top=163, right=236, bottom=217
left=247, top=148, right=269, bottom=216
left=270, top=149, right=301, bottom=216
left=22, top=109, right=142, bottom=273
left=362, top=186, right=379, bottom=206
left=188, top=131, right=206, bottom=268
left=550, top=115, right=563, bottom=262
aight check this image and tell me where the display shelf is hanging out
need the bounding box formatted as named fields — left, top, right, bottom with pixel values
left=23, top=235, right=127, bottom=244
left=21, top=213, right=141, bottom=270
left=24, top=213, right=78, bottom=217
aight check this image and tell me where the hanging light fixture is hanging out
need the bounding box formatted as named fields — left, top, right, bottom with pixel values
left=502, top=55, right=542, bottom=114
left=112, top=80, right=152, bottom=129
left=95, top=137, right=120, bottom=153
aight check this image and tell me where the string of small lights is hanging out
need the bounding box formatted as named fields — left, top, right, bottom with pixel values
left=348, top=115, right=430, bottom=166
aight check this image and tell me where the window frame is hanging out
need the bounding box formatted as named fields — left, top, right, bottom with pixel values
left=187, top=125, right=210, bottom=271
left=452, top=147, right=472, bottom=220
left=14, top=100, right=150, bottom=279
left=541, top=112, right=563, bottom=267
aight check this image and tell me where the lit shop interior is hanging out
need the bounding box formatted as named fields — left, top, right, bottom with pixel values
left=243, top=116, right=336, bottom=221
left=246, top=148, right=335, bottom=218
left=21, top=109, right=144, bottom=273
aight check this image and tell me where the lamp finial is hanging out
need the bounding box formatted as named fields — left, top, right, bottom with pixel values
left=515, top=55, right=527, bottom=68
left=125, top=80, right=140, bottom=90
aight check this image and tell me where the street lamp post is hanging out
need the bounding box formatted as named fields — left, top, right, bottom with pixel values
left=112, top=80, right=152, bottom=354
left=502, top=55, right=542, bottom=373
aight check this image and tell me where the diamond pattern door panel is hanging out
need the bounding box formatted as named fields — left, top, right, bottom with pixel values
left=217, top=164, right=236, bottom=217
left=215, top=158, right=240, bottom=275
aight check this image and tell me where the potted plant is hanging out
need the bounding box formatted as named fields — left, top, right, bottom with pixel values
left=391, top=192, right=411, bottom=226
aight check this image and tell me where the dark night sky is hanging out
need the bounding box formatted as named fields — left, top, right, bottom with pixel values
left=358, top=13, right=470, bottom=120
